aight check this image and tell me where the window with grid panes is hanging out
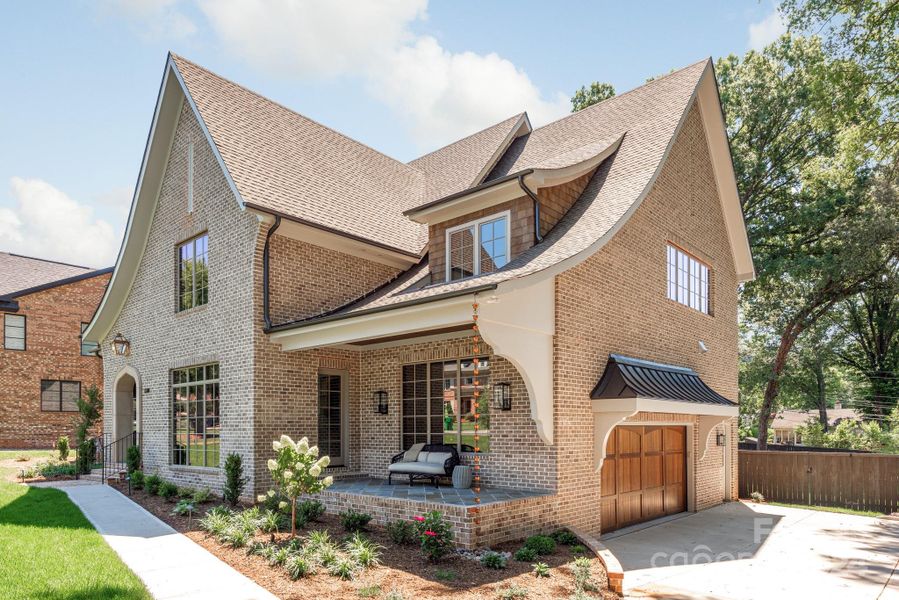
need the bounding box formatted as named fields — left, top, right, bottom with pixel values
left=401, top=357, right=490, bottom=452
left=178, top=234, right=209, bottom=311
left=171, top=364, right=220, bottom=467
left=666, top=244, right=710, bottom=314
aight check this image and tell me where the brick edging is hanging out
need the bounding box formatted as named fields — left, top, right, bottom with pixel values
left=569, top=527, right=624, bottom=595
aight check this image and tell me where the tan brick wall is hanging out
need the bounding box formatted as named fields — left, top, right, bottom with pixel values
left=0, top=274, right=109, bottom=448
left=268, top=235, right=400, bottom=324
left=553, top=101, right=740, bottom=535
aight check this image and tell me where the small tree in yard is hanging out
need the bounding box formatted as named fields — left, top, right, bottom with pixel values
left=75, top=385, right=102, bottom=474
left=223, top=453, right=247, bottom=506
left=258, top=435, right=333, bottom=538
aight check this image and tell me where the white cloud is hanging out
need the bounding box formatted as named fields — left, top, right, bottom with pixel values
left=748, top=9, right=786, bottom=51
left=195, top=0, right=568, bottom=149
left=99, top=0, right=197, bottom=40
left=0, top=178, right=121, bottom=268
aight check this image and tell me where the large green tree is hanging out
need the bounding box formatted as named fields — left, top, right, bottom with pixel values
left=718, top=35, right=898, bottom=448
left=570, top=82, right=615, bottom=112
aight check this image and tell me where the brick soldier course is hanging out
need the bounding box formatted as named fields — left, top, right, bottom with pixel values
left=85, top=53, right=753, bottom=548
left=0, top=254, right=111, bottom=448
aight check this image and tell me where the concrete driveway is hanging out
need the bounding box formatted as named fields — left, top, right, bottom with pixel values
left=602, top=501, right=899, bottom=599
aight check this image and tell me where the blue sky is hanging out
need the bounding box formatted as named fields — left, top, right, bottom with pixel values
left=0, top=1, right=784, bottom=267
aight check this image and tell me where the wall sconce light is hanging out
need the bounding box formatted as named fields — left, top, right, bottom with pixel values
left=716, top=433, right=726, bottom=446
left=374, top=390, right=388, bottom=415
left=493, top=382, right=511, bottom=411
left=112, top=333, right=131, bottom=357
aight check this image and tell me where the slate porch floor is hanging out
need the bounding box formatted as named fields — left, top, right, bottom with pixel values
left=325, top=476, right=551, bottom=506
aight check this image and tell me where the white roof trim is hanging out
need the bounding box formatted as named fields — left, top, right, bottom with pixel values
left=470, top=113, right=532, bottom=187
left=592, top=396, right=738, bottom=418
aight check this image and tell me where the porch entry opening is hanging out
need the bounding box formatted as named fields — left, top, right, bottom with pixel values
left=114, top=373, right=138, bottom=441
left=318, top=371, right=348, bottom=467
left=601, top=425, right=687, bottom=532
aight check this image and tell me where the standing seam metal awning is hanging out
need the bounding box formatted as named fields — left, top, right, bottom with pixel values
left=591, top=354, right=736, bottom=406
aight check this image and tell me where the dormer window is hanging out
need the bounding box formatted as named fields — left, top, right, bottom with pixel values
left=446, top=212, right=510, bottom=281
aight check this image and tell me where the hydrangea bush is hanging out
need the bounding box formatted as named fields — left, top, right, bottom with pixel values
left=258, top=435, right=334, bottom=537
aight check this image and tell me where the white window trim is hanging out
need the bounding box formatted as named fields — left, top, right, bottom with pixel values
left=445, top=210, right=512, bottom=282
left=667, top=243, right=711, bottom=315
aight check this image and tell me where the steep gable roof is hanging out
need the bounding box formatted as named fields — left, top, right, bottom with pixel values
left=0, top=252, right=95, bottom=296
left=171, top=55, right=428, bottom=256
left=409, top=113, right=530, bottom=203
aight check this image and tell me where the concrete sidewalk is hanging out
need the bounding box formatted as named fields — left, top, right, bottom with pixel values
left=51, top=482, right=278, bottom=600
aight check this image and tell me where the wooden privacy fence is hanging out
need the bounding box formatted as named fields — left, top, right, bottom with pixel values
left=739, top=450, right=899, bottom=514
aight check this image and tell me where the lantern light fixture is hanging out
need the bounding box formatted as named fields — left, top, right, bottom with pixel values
left=716, top=433, right=726, bottom=446
left=493, top=382, right=511, bottom=411
left=374, top=390, right=388, bottom=415
left=112, top=333, right=131, bottom=357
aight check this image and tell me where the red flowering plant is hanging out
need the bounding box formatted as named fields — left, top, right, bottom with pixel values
left=414, top=510, right=454, bottom=561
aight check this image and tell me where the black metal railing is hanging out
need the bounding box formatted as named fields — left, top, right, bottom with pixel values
left=99, top=431, right=141, bottom=483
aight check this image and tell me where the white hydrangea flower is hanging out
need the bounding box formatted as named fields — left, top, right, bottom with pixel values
left=278, top=501, right=288, bottom=510
left=257, top=495, right=267, bottom=503
left=297, top=437, right=309, bottom=453
left=295, top=462, right=304, bottom=472
left=280, top=434, right=296, bottom=450
left=283, top=470, right=293, bottom=480
left=317, top=456, right=330, bottom=468
left=309, top=465, right=321, bottom=477
left=323, top=476, right=334, bottom=487
left=267, top=490, right=275, bottom=497
left=308, top=445, right=319, bottom=457
left=272, top=440, right=282, bottom=451
left=267, top=459, right=277, bottom=471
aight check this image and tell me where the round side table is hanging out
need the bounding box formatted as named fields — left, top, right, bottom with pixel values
left=452, top=464, right=473, bottom=489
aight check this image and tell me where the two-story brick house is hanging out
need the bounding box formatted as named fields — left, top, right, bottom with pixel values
left=0, top=252, right=111, bottom=448
left=84, top=54, right=753, bottom=547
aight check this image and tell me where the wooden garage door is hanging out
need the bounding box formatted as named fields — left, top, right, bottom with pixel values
left=600, top=425, right=686, bottom=532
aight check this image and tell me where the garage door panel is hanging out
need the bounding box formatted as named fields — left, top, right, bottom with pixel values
left=643, top=427, right=663, bottom=453
left=601, top=459, right=617, bottom=497
left=665, top=453, right=685, bottom=484
left=664, top=427, right=686, bottom=452
left=618, top=427, right=642, bottom=454
left=601, top=497, right=617, bottom=531
left=618, top=492, right=642, bottom=526
left=665, top=483, right=686, bottom=513
left=643, top=488, right=665, bottom=520
left=643, top=453, right=663, bottom=488
left=620, top=456, right=642, bottom=493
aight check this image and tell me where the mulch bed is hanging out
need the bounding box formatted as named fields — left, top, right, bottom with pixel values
left=112, top=481, right=618, bottom=600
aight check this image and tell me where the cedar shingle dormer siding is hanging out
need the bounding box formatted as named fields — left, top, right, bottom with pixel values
left=427, top=170, right=597, bottom=284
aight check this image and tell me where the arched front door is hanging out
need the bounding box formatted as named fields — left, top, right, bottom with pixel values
left=113, top=368, right=140, bottom=442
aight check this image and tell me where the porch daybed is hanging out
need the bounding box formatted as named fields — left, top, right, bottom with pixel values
left=388, top=443, right=460, bottom=487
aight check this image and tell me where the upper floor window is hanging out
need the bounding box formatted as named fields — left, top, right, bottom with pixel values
left=446, top=212, right=509, bottom=281
left=667, top=244, right=710, bottom=314
left=178, top=234, right=209, bottom=312
left=80, top=323, right=99, bottom=356
left=4, top=314, right=25, bottom=351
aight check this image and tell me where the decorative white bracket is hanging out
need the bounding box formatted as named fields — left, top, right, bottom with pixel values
left=592, top=409, right=638, bottom=472
left=479, top=277, right=555, bottom=445
left=698, top=415, right=730, bottom=461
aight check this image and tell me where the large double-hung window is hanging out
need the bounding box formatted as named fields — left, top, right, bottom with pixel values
left=446, top=212, right=510, bottom=281
left=172, top=364, right=220, bottom=467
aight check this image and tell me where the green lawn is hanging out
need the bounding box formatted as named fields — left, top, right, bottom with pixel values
left=765, top=500, right=885, bottom=517
left=0, top=451, right=150, bottom=600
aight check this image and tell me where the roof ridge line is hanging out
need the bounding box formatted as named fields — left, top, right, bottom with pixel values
left=170, top=53, right=424, bottom=177
left=2, top=251, right=92, bottom=270
left=528, top=58, right=710, bottom=135
left=408, top=112, right=526, bottom=164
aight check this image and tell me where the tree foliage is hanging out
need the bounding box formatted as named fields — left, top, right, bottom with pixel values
left=570, top=82, right=615, bottom=112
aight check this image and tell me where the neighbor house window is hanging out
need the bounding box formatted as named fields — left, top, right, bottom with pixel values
left=41, top=380, right=80, bottom=412
left=178, top=233, right=209, bottom=311
left=80, top=323, right=99, bottom=356
left=667, top=244, right=710, bottom=314
left=172, top=364, right=220, bottom=467
left=3, top=314, right=25, bottom=350
left=401, top=357, right=490, bottom=453
left=446, top=212, right=509, bottom=281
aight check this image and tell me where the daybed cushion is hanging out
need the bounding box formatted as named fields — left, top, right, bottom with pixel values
left=426, top=452, right=452, bottom=465
left=387, top=462, right=445, bottom=475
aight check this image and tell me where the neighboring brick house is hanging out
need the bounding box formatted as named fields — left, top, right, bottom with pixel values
left=84, top=54, right=754, bottom=546
left=0, top=253, right=111, bottom=448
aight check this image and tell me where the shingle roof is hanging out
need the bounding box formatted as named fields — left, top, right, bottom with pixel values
left=409, top=113, right=527, bottom=203
left=172, top=54, right=429, bottom=256
left=0, top=252, right=95, bottom=296
left=273, top=60, right=711, bottom=327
